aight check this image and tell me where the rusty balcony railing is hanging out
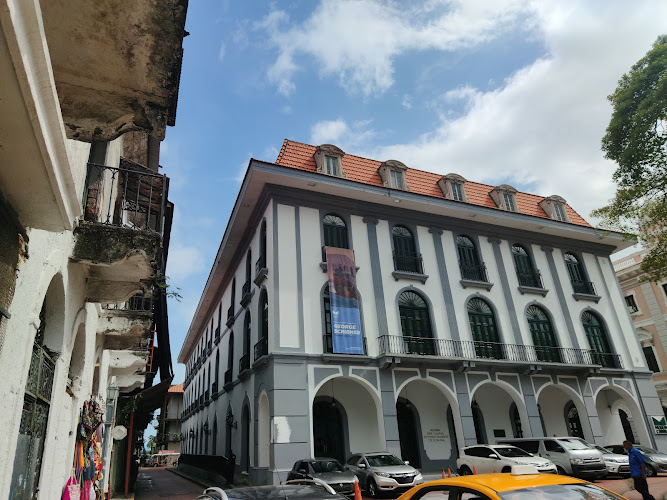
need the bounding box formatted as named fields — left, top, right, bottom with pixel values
left=83, top=161, right=168, bottom=233
left=102, top=292, right=154, bottom=312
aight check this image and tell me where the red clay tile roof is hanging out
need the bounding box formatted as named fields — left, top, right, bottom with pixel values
left=275, top=139, right=590, bottom=227
left=168, top=383, right=184, bottom=393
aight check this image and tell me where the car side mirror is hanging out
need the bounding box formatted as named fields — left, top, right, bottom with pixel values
left=404, top=461, right=409, bottom=465
left=358, top=463, right=366, bottom=469
left=489, top=454, right=499, bottom=459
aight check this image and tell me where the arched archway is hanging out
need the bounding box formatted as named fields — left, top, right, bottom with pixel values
left=68, top=322, right=87, bottom=397
left=257, top=392, right=270, bottom=467
left=241, top=402, right=251, bottom=472
left=536, top=383, right=592, bottom=441
left=212, top=417, right=218, bottom=456
left=312, top=376, right=384, bottom=463
left=396, top=397, right=421, bottom=468
left=596, top=386, right=648, bottom=445
left=470, top=381, right=530, bottom=443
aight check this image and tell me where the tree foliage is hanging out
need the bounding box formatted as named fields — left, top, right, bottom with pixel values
left=593, top=35, right=667, bottom=281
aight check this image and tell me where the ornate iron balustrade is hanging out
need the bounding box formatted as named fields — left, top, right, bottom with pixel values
left=83, top=162, right=168, bottom=233
left=393, top=251, right=424, bottom=274
left=459, top=262, right=489, bottom=282
left=254, top=336, right=268, bottom=361
left=516, top=268, right=544, bottom=288
left=323, top=334, right=367, bottom=355
left=239, top=352, right=250, bottom=372
left=377, top=335, right=617, bottom=367
left=571, top=279, right=597, bottom=295
left=102, top=292, right=154, bottom=312
left=224, top=368, right=233, bottom=386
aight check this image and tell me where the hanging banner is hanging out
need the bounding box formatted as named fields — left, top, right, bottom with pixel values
left=326, top=247, right=364, bottom=354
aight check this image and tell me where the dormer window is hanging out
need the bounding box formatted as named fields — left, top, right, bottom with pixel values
left=489, top=184, right=519, bottom=212
left=314, top=144, right=346, bottom=178
left=437, top=173, right=469, bottom=202
left=539, top=195, right=570, bottom=222
left=378, top=160, right=410, bottom=191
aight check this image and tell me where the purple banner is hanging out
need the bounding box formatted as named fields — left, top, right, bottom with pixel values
left=326, top=247, right=364, bottom=354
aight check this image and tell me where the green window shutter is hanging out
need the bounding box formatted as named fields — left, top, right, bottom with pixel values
left=323, top=214, right=349, bottom=249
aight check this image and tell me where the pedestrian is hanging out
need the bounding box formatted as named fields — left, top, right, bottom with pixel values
left=624, top=440, right=656, bottom=500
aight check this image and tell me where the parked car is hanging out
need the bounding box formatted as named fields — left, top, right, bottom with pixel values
left=591, top=445, right=630, bottom=476
left=393, top=465, right=627, bottom=500
left=346, top=452, right=423, bottom=497
left=198, top=483, right=347, bottom=500
left=287, top=458, right=358, bottom=497
left=456, top=444, right=557, bottom=475
left=498, top=437, right=607, bottom=479
left=606, top=444, right=667, bottom=476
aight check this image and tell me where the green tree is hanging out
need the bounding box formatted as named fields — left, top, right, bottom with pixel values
left=593, top=35, right=667, bottom=281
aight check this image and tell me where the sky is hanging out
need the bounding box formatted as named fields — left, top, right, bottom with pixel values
left=160, top=0, right=667, bottom=386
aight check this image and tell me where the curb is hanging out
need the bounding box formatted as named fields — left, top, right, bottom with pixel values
left=167, top=466, right=214, bottom=490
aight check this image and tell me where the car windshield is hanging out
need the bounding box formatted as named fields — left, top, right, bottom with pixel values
left=499, top=483, right=625, bottom=500
left=558, top=438, right=591, bottom=450
left=635, top=446, right=658, bottom=454
left=310, top=460, right=344, bottom=473
left=593, top=446, right=612, bottom=454
left=366, top=454, right=404, bottom=467
left=495, top=447, right=532, bottom=458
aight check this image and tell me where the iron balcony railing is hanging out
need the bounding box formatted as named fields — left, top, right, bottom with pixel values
left=227, top=305, right=234, bottom=322
left=256, top=255, right=267, bottom=275
left=459, top=262, right=489, bottom=282
left=199, top=395, right=203, bottom=407
left=516, top=268, right=544, bottom=289
left=242, top=281, right=251, bottom=298
left=211, top=381, right=218, bottom=395
left=323, top=334, right=367, bottom=355
left=571, top=279, right=597, bottom=295
left=393, top=251, right=424, bottom=274
left=254, top=336, right=268, bottom=361
left=204, top=390, right=210, bottom=402
left=102, top=292, right=154, bottom=312
left=215, top=326, right=221, bottom=343
left=83, top=162, right=168, bottom=233
left=321, top=246, right=356, bottom=263
left=377, top=335, right=623, bottom=367
left=207, top=341, right=212, bottom=355
left=224, top=368, right=233, bottom=386
left=239, top=352, right=250, bottom=373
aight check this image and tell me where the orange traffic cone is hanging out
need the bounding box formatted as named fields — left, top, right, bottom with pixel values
left=493, top=470, right=496, bottom=474
left=447, top=468, right=452, bottom=478
left=354, top=480, right=362, bottom=500
left=441, top=469, right=446, bottom=479
left=473, top=466, right=477, bottom=475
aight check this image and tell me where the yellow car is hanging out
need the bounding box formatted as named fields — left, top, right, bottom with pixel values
left=396, top=465, right=627, bottom=500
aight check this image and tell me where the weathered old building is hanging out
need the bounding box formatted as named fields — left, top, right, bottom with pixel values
left=178, top=139, right=666, bottom=484
left=0, top=1, right=188, bottom=497
left=156, top=384, right=185, bottom=454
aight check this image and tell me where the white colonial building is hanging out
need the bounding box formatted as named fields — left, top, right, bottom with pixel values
left=178, top=139, right=666, bottom=485
left=0, top=1, right=187, bottom=498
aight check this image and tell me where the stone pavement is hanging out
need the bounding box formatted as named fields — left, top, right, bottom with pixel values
left=133, top=467, right=204, bottom=499
left=598, top=475, right=667, bottom=500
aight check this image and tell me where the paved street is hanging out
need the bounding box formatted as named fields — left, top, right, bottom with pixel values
left=134, top=467, right=204, bottom=499
left=131, top=467, right=667, bottom=500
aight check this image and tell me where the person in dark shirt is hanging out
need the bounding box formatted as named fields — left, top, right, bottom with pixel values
left=624, top=440, right=656, bottom=500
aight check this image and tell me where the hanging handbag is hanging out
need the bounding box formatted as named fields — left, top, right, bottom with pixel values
left=62, top=468, right=81, bottom=500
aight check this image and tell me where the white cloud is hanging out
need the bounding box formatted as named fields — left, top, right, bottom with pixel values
left=401, top=95, right=413, bottom=110
left=218, top=42, right=226, bottom=62
left=310, top=119, right=349, bottom=144
left=166, top=244, right=206, bottom=283
left=310, top=119, right=376, bottom=149
left=358, top=2, right=667, bottom=222
left=257, top=0, right=533, bottom=96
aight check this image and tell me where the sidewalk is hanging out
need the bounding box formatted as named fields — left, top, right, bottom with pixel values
left=131, top=467, right=205, bottom=500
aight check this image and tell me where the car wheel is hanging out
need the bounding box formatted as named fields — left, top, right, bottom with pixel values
left=367, top=479, right=378, bottom=498
left=556, top=466, right=566, bottom=475
left=459, top=466, right=472, bottom=476
left=501, top=466, right=511, bottom=473
left=646, top=465, right=657, bottom=477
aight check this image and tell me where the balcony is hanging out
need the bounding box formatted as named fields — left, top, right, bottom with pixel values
left=214, top=326, right=221, bottom=345
left=226, top=305, right=235, bottom=327
left=571, top=280, right=601, bottom=302
left=224, top=368, right=233, bottom=390
left=459, top=262, right=493, bottom=291
left=516, top=269, right=547, bottom=296
left=323, top=334, right=367, bottom=356
left=240, top=281, right=252, bottom=307
left=205, top=390, right=210, bottom=405
left=71, top=160, right=168, bottom=303
left=211, top=382, right=219, bottom=399
left=391, top=251, right=427, bottom=284
left=239, top=352, right=251, bottom=379
left=207, top=341, right=212, bottom=356
left=377, top=335, right=623, bottom=369
left=254, top=336, right=268, bottom=363
left=255, top=255, right=268, bottom=285
left=98, top=293, right=153, bottom=350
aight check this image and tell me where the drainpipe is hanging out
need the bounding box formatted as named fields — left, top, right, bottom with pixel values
left=124, top=410, right=135, bottom=498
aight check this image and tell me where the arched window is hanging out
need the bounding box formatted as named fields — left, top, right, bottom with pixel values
left=565, top=401, right=583, bottom=438
left=230, top=278, right=236, bottom=315
left=205, top=366, right=209, bottom=400
left=457, top=236, right=486, bottom=282
left=244, top=249, right=252, bottom=293
left=564, top=253, right=594, bottom=295
left=323, top=214, right=349, bottom=249
left=259, top=220, right=267, bottom=270
left=255, top=290, right=268, bottom=360
left=510, top=402, right=523, bottom=438
left=526, top=305, right=560, bottom=362
left=512, top=245, right=541, bottom=288
left=582, top=311, right=617, bottom=368
left=467, top=298, right=502, bottom=359
left=226, top=332, right=234, bottom=384
left=323, top=285, right=365, bottom=354
left=392, top=226, right=422, bottom=273
left=214, top=351, right=220, bottom=393
left=241, top=311, right=251, bottom=372
left=398, top=291, right=435, bottom=355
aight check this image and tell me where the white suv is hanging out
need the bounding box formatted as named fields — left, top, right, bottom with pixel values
left=457, top=445, right=557, bottom=475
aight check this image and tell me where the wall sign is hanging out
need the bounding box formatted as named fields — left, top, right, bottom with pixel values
left=651, top=416, right=667, bottom=435
left=424, top=428, right=448, bottom=443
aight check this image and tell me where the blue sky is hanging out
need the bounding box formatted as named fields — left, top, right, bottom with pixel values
left=161, top=0, right=667, bottom=385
